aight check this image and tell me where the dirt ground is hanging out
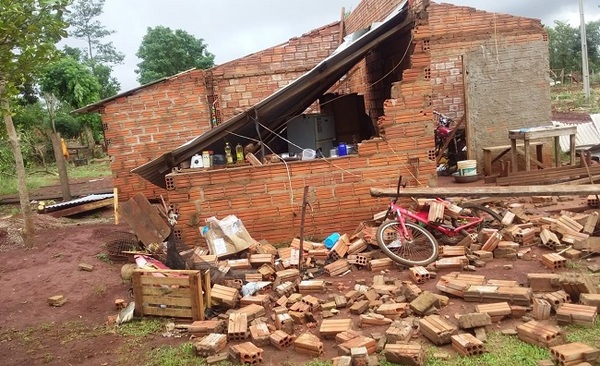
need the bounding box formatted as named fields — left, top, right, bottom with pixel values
left=0, top=177, right=598, bottom=366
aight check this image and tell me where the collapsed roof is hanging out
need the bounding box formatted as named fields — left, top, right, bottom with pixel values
left=133, top=1, right=412, bottom=188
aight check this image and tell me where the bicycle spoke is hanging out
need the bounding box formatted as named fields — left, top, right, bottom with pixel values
left=377, top=221, right=438, bottom=266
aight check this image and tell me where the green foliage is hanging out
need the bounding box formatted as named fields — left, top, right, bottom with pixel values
left=0, top=0, right=71, bottom=97
left=136, top=26, right=215, bottom=84
left=40, top=56, right=101, bottom=109
left=66, top=0, right=122, bottom=98
left=67, top=0, right=124, bottom=65
left=547, top=20, right=600, bottom=76
left=145, top=343, right=205, bottom=366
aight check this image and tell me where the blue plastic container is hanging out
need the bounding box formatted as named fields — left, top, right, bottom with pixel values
left=337, top=143, right=348, bottom=157
left=324, top=232, right=340, bottom=249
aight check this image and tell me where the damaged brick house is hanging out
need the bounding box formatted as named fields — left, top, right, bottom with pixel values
left=77, top=0, right=551, bottom=245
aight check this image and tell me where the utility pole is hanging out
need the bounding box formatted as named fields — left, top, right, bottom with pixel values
left=579, top=0, right=591, bottom=98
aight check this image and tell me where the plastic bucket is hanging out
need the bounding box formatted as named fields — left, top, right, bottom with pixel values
left=302, top=149, right=316, bottom=160
left=457, top=160, right=477, bottom=176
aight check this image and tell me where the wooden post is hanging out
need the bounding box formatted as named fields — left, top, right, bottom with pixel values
left=113, top=187, right=119, bottom=225
left=298, top=186, right=309, bottom=273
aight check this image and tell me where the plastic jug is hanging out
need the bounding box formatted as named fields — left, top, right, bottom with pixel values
left=324, top=232, right=340, bottom=249
left=338, top=142, right=348, bottom=157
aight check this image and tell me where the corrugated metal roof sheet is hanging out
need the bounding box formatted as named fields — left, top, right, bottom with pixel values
left=132, top=1, right=412, bottom=188
left=44, top=194, right=114, bottom=212
left=553, top=118, right=600, bottom=152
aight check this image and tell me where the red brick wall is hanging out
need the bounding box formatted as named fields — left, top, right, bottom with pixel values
left=208, top=22, right=342, bottom=120
left=423, top=3, right=550, bottom=170
left=101, top=24, right=342, bottom=201
left=102, top=70, right=211, bottom=201
left=425, top=3, right=547, bottom=120
left=168, top=2, right=436, bottom=247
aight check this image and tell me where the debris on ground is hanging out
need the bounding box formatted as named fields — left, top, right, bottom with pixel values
left=102, top=192, right=600, bottom=365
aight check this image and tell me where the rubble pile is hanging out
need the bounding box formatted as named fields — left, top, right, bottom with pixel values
left=113, top=196, right=600, bottom=365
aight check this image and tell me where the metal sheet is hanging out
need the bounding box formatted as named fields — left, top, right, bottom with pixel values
left=553, top=119, right=600, bottom=152
left=132, top=1, right=411, bottom=188
left=44, top=194, right=114, bottom=211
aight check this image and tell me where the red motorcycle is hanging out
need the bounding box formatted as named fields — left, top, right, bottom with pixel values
left=434, top=111, right=466, bottom=176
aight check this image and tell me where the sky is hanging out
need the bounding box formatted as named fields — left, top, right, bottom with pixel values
left=63, top=0, right=600, bottom=92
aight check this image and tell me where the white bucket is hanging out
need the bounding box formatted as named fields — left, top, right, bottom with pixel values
left=457, top=160, right=477, bottom=176
left=302, top=149, right=316, bottom=161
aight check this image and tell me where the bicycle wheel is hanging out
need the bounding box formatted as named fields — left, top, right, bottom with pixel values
left=376, top=221, right=439, bottom=266
left=459, top=203, right=503, bottom=231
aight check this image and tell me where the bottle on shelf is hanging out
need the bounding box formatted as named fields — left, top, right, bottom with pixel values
left=235, top=143, right=244, bottom=164
left=224, top=142, right=234, bottom=165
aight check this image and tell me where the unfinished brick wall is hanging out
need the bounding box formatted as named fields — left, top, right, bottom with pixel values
left=424, top=3, right=551, bottom=170
left=101, top=24, right=342, bottom=201
left=102, top=70, right=211, bottom=201
left=208, top=22, right=342, bottom=121
left=168, top=1, right=436, bottom=246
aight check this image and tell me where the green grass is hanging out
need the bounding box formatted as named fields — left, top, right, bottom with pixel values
left=95, top=252, right=112, bottom=263
left=551, top=85, right=600, bottom=113
left=424, top=332, right=550, bottom=366
left=145, top=343, right=206, bottom=366
left=566, top=321, right=600, bottom=345
left=117, top=319, right=164, bottom=337
left=0, top=162, right=111, bottom=196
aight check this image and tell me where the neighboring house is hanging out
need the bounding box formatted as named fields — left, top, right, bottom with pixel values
left=77, top=0, right=551, bottom=246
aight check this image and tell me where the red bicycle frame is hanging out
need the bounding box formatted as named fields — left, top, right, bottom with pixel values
left=388, top=199, right=483, bottom=238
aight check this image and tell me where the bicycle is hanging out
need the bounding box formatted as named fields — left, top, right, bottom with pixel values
left=376, top=176, right=502, bottom=266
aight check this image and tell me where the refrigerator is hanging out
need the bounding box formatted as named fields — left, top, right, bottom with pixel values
left=287, top=114, right=336, bottom=157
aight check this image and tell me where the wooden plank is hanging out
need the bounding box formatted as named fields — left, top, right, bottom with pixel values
left=141, top=286, right=190, bottom=297
left=48, top=198, right=114, bottom=218
left=132, top=271, right=144, bottom=318
left=142, top=305, right=192, bottom=318
left=370, top=185, right=600, bottom=198
left=190, top=272, right=204, bottom=321
left=143, top=295, right=192, bottom=307
left=497, top=166, right=600, bottom=186
left=118, top=192, right=170, bottom=246
left=204, top=270, right=212, bottom=309
left=140, top=276, right=190, bottom=287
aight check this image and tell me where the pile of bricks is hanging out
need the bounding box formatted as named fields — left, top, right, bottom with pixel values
left=145, top=200, right=600, bottom=365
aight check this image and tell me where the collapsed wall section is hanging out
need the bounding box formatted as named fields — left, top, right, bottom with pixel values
left=167, top=1, right=436, bottom=247
left=102, top=70, right=211, bottom=201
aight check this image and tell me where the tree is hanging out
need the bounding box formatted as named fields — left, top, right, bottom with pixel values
left=40, top=55, right=101, bottom=199
left=547, top=21, right=580, bottom=73
left=0, top=0, right=71, bottom=247
left=67, top=0, right=122, bottom=98
left=547, top=20, right=600, bottom=78
left=136, top=26, right=215, bottom=84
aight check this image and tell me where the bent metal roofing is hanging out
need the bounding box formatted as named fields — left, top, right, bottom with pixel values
left=132, top=1, right=411, bottom=188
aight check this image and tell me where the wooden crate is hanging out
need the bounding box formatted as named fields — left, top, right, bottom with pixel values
left=132, top=269, right=208, bottom=321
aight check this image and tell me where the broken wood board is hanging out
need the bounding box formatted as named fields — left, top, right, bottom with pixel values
left=370, top=185, right=600, bottom=198
left=118, top=193, right=170, bottom=246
